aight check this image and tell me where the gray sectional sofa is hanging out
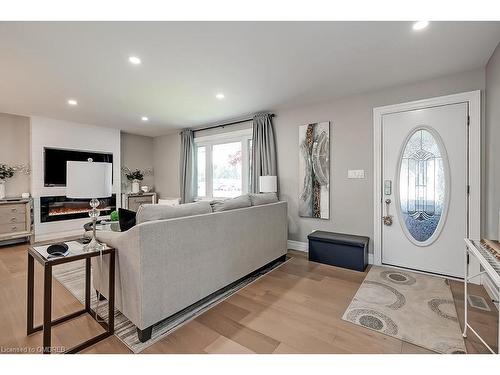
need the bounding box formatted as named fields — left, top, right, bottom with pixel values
left=92, top=196, right=288, bottom=342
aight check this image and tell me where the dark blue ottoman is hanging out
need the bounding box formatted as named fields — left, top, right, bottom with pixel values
left=307, top=231, right=369, bottom=272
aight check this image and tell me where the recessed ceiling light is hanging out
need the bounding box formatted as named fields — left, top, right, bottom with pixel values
left=215, top=93, right=225, bottom=100
left=129, top=56, right=142, bottom=65
left=412, top=21, right=429, bottom=31
left=67, top=99, right=78, bottom=106
left=141, top=116, right=149, bottom=122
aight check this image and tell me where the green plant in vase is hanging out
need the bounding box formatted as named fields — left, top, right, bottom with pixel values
left=0, top=164, right=15, bottom=199
left=122, top=166, right=153, bottom=194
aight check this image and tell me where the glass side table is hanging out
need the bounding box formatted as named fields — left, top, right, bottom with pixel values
left=27, top=241, right=115, bottom=354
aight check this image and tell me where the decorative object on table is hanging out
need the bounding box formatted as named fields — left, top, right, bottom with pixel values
left=0, top=163, right=29, bottom=199
left=140, top=185, right=150, bottom=193
left=259, top=175, right=277, bottom=194
left=110, top=210, right=119, bottom=222
left=21, top=192, right=30, bottom=199
left=298, top=121, right=330, bottom=219
left=122, top=167, right=153, bottom=194
left=308, top=231, right=369, bottom=272
left=46, top=242, right=69, bottom=257
left=0, top=197, right=33, bottom=245
left=66, top=159, right=112, bottom=252
left=342, top=265, right=466, bottom=354
left=122, top=192, right=157, bottom=212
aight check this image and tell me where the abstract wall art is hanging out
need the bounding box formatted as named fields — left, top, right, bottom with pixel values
left=298, top=121, right=330, bottom=219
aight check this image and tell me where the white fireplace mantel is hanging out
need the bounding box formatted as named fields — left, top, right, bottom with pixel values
left=30, top=116, right=121, bottom=241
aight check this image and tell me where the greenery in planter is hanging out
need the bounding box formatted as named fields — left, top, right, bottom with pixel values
left=121, top=166, right=153, bottom=181
left=0, top=164, right=15, bottom=181
left=110, top=210, right=119, bottom=222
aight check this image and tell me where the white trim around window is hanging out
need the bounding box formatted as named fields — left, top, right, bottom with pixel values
left=194, top=128, right=253, bottom=200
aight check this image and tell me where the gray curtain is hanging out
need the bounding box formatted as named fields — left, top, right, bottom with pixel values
left=250, top=113, right=277, bottom=193
left=179, top=129, right=195, bottom=203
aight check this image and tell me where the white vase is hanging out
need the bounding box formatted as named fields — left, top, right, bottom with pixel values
left=131, top=180, right=140, bottom=194
left=0, top=180, right=5, bottom=199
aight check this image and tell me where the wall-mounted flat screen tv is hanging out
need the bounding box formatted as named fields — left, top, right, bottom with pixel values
left=44, top=148, right=113, bottom=187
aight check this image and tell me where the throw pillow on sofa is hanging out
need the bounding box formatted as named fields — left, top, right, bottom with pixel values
left=118, top=208, right=137, bottom=231
left=136, top=201, right=212, bottom=224
left=249, top=192, right=279, bottom=206
left=210, top=194, right=252, bottom=212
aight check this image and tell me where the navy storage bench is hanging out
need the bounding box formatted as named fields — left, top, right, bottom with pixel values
left=307, top=231, right=369, bottom=272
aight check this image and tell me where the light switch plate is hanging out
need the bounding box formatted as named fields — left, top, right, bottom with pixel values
left=348, top=169, right=365, bottom=179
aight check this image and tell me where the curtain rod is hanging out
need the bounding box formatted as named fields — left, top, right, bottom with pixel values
left=184, top=113, right=275, bottom=134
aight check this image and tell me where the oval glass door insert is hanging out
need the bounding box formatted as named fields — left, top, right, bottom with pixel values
left=398, top=128, right=448, bottom=244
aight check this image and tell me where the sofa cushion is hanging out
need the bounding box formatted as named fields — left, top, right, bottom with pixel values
left=118, top=208, right=137, bottom=231
left=249, top=193, right=279, bottom=206
left=210, top=194, right=252, bottom=212
left=136, top=201, right=212, bottom=224
left=158, top=198, right=180, bottom=206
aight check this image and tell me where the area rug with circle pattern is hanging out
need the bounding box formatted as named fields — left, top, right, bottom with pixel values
left=342, top=266, right=466, bottom=354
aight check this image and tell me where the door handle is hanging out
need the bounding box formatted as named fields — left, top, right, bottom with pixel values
left=382, top=198, right=393, bottom=226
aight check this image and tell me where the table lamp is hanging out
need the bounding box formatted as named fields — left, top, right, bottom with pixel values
left=259, top=175, right=277, bottom=193
left=66, top=159, right=112, bottom=252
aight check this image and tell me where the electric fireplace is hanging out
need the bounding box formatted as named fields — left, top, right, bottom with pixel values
left=40, top=195, right=116, bottom=223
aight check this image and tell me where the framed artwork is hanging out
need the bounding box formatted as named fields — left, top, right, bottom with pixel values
left=298, top=121, right=330, bottom=219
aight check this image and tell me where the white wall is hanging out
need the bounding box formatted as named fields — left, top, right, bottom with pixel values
left=121, top=132, right=155, bottom=192
left=153, top=133, right=181, bottom=199
left=0, top=113, right=30, bottom=196
left=31, top=116, right=121, bottom=241
left=485, top=42, right=500, bottom=240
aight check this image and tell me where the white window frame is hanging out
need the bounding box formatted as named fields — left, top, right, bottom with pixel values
left=194, top=128, right=252, bottom=199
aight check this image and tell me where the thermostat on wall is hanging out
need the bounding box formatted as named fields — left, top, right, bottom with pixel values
left=348, top=169, right=365, bottom=179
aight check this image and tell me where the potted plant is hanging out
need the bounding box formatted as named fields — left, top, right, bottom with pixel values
left=0, top=164, right=15, bottom=199
left=122, top=167, right=144, bottom=194
left=0, top=163, right=30, bottom=199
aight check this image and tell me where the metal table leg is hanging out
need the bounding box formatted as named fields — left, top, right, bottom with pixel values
left=43, top=263, right=52, bottom=354
left=27, top=253, right=34, bottom=335
left=463, top=247, right=468, bottom=338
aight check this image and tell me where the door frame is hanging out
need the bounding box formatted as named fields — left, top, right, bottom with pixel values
left=373, top=90, right=481, bottom=279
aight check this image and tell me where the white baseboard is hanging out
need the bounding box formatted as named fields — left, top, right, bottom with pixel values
left=287, top=240, right=308, bottom=252
left=287, top=240, right=374, bottom=264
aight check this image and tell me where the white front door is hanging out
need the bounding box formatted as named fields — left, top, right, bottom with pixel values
left=381, top=103, right=468, bottom=278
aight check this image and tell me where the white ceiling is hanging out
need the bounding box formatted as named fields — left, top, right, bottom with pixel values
left=0, top=21, right=499, bottom=137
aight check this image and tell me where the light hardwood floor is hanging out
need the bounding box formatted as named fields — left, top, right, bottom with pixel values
left=0, top=242, right=497, bottom=354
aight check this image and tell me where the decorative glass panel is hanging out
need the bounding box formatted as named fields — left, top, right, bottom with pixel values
left=399, top=129, right=447, bottom=243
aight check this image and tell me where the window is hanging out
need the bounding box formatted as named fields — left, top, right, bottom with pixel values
left=195, top=129, right=252, bottom=199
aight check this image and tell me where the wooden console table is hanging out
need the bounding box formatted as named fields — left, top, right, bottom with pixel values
left=463, top=238, right=500, bottom=354
left=122, top=192, right=157, bottom=212
left=27, top=241, right=115, bottom=354
left=0, top=197, right=33, bottom=245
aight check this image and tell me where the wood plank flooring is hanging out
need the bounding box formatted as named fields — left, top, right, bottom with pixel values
left=0, top=242, right=497, bottom=354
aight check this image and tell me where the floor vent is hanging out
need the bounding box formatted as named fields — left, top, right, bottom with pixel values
left=467, top=294, right=491, bottom=311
